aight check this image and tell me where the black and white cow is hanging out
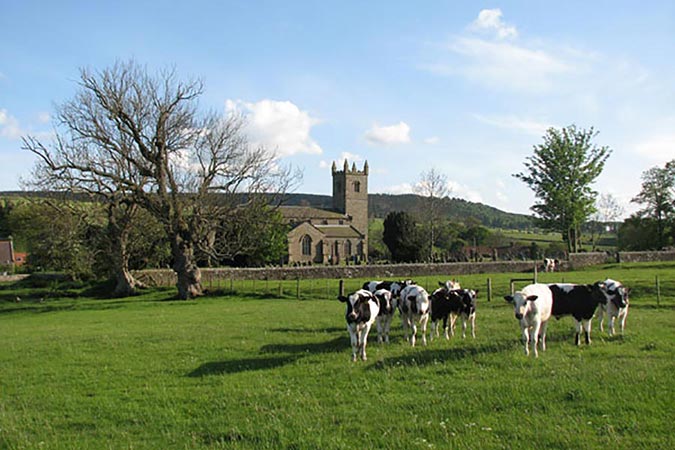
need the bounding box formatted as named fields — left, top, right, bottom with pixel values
left=338, top=289, right=380, bottom=361
left=430, top=287, right=478, bottom=340
left=598, top=278, right=630, bottom=336
left=438, top=279, right=461, bottom=291
left=504, top=283, right=553, bottom=357
left=373, top=288, right=396, bottom=344
left=398, top=284, right=431, bottom=347
left=549, top=282, right=612, bottom=345
left=362, top=280, right=415, bottom=299
left=543, top=258, right=559, bottom=272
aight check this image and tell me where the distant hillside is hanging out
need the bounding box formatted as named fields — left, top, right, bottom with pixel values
left=281, top=192, right=534, bottom=230
left=2, top=191, right=535, bottom=230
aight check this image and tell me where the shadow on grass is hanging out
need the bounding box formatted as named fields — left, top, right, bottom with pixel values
left=187, top=355, right=302, bottom=377
left=260, top=336, right=348, bottom=355
left=269, top=326, right=345, bottom=334
left=370, top=341, right=515, bottom=369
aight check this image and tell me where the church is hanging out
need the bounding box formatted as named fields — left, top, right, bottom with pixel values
left=281, top=160, right=369, bottom=265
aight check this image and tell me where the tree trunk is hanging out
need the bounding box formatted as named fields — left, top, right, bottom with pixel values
left=114, top=267, right=140, bottom=297
left=172, top=231, right=202, bottom=300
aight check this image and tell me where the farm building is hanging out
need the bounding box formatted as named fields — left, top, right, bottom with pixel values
left=282, top=160, right=368, bottom=265
left=0, top=238, right=24, bottom=269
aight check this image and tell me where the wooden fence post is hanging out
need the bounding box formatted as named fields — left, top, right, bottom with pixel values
left=487, top=278, right=492, bottom=302
left=339, top=279, right=345, bottom=297
left=656, top=275, right=661, bottom=307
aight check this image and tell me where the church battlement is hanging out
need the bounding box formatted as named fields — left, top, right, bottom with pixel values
left=331, top=160, right=369, bottom=176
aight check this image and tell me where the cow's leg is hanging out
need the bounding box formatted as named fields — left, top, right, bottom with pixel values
left=348, top=327, right=358, bottom=362
left=410, top=320, right=418, bottom=347
left=521, top=323, right=530, bottom=356
left=539, top=321, right=548, bottom=352
left=608, top=314, right=616, bottom=337
left=470, top=313, right=476, bottom=339
left=402, top=314, right=410, bottom=342
left=598, top=307, right=605, bottom=332
left=583, top=319, right=592, bottom=345
left=574, top=319, right=582, bottom=346
left=531, top=320, right=541, bottom=358
left=420, top=314, right=429, bottom=346
left=360, top=323, right=372, bottom=360
left=619, top=309, right=627, bottom=334
left=384, top=315, right=392, bottom=343
left=449, top=314, right=457, bottom=337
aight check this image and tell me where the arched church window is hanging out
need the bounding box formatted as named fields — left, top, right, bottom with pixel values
left=353, top=181, right=361, bottom=192
left=301, top=235, right=312, bottom=256
left=345, top=240, right=352, bottom=256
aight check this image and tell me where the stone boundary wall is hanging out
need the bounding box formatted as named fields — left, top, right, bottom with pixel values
left=133, top=261, right=540, bottom=288
left=0, top=274, right=30, bottom=283
left=132, top=250, right=675, bottom=288
left=618, top=250, right=675, bottom=263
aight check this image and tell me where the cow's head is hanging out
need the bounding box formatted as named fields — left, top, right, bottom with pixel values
left=374, top=289, right=395, bottom=314
left=339, top=290, right=374, bottom=323
left=439, top=279, right=461, bottom=291
left=589, top=281, right=611, bottom=305
left=460, top=289, right=478, bottom=315
left=608, top=285, right=630, bottom=308
left=504, top=292, right=538, bottom=320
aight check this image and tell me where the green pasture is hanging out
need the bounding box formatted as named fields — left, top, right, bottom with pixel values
left=1, top=262, right=674, bottom=449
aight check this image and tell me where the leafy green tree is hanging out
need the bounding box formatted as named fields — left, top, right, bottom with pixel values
left=382, top=211, right=424, bottom=263
left=631, top=160, right=675, bottom=249
left=514, top=125, right=611, bottom=253
left=618, top=217, right=662, bottom=250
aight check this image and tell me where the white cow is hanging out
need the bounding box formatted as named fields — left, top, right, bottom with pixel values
left=399, top=284, right=431, bottom=347
left=504, top=283, right=553, bottom=357
left=373, top=288, right=396, bottom=344
left=338, top=289, right=380, bottom=361
left=598, top=278, right=630, bottom=336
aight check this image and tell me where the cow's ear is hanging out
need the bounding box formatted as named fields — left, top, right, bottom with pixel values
left=504, top=295, right=514, bottom=303
left=338, top=296, right=348, bottom=302
left=526, top=295, right=539, bottom=302
left=474, top=290, right=479, bottom=296
left=438, top=281, right=445, bottom=287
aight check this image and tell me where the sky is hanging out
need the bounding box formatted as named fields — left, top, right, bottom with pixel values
left=1, top=1, right=674, bottom=217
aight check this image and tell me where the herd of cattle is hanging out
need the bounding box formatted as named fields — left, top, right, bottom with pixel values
left=338, top=277, right=630, bottom=361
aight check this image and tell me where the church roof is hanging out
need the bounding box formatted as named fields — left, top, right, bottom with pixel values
left=279, top=206, right=347, bottom=220
left=314, top=225, right=363, bottom=238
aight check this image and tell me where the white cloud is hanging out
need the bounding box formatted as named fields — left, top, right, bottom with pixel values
left=226, top=99, right=322, bottom=157
left=635, top=134, right=675, bottom=163
left=424, top=136, right=440, bottom=145
left=470, top=8, right=517, bottom=39
left=37, top=112, right=51, bottom=124
left=365, top=121, right=411, bottom=145
left=380, top=183, right=414, bottom=195
left=0, top=109, right=23, bottom=139
left=473, top=114, right=554, bottom=136
left=447, top=180, right=483, bottom=203
left=447, top=37, right=572, bottom=93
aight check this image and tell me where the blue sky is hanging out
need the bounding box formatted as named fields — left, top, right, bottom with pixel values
left=1, top=1, right=674, bottom=216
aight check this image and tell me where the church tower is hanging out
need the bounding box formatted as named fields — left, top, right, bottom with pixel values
left=332, top=159, right=369, bottom=241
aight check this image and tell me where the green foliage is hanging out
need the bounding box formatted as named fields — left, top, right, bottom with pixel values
left=382, top=211, right=424, bottom=262
left=1, top=262, right=674, bottom=449
left=514, top=125, right=612, bottom=252
left=630, top=159, right=675, bottom=249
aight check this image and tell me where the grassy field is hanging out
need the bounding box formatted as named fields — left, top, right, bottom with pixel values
left=1, top=263, right=674, bottom=449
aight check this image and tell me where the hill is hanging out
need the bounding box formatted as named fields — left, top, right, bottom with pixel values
left=281, top=192, right=533, bottom=230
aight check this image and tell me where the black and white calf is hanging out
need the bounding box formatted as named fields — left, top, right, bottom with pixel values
left=504, top=283, right=553, bottom=357
left=338, top=289, right=380, bottom=361
left=543, top=258, right=559, bottom=272
left=373, top=288, right=397, bottom=343
left=549, top=282, right=612, bottom=345
left=598, top=278, right=630, bottom=336
left=399, top=284, right=431, bottom=347
left=430, top=288, right=478, bottom=340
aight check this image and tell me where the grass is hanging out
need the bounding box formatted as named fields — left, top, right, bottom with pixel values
left=1, top=263, right=674, bottom=449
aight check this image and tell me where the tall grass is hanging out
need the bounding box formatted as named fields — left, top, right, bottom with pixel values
left=1, top=263, right=674, bottom=449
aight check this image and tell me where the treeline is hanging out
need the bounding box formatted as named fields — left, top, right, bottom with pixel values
left=0, top=196, right=289, bottom=278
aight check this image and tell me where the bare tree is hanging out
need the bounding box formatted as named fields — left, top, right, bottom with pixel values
left=589, top=193, right=624, bottom=250
left=24, top=61, right=298, bottom=299
left=414, top=168, right=450, bottom=261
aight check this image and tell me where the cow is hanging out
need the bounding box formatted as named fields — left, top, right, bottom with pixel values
left=398, top=284, right=431, bottom=347
left=438, top=279, right=461, bottom=291
left=338, top=289, right=380, bottom=361
left=597, top=278, right=630, bottom=336
left=543, top=258, right=559, bottom=272
left=430, top=288, right=478, bottom=340
left=373, top=288, right=397, bottom=343
left=549, top=282, right=612, bottom=345
left=504, top=283, right=553, bottom=357
left=362, top=279, right=415, bottom=299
